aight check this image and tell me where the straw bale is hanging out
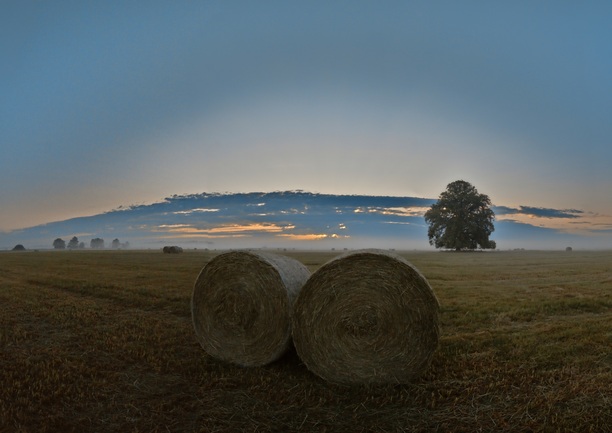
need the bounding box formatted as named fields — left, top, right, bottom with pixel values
left=163, top=246, right=183, bottom=253
left=191, top=251, right=310, bottom=367
left=292, top=249, right=440, bottom=385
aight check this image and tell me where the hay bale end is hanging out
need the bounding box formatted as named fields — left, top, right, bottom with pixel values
left=292, top=249, right=440, bottom=385
left=191, top=251, right=310, bottom=367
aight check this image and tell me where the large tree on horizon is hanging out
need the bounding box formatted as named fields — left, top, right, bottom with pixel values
left=424, top=180, right=496, bottom=251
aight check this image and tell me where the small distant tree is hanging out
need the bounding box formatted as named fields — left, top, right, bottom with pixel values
left=78, top=242, right=85, bottom=249
left=111, top=238, right=121, bottom=249
left=424, top=180, right=496, bottom=251
left=67, top=236, right=79, bottom=249
left=53, top=238, right=66, bottom=249
left=90, top=238, right=105, bottom=249
left=12, top=244, right=26, bottom=251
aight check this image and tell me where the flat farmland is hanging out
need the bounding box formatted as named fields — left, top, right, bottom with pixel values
left=0, top=249, right=610, bottom=432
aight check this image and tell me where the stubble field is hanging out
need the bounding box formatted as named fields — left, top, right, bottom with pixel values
left=0, top=249, right=610, bottom=432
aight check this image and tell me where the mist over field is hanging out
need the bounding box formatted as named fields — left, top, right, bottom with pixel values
left=2, top=191, right=610, bottom=251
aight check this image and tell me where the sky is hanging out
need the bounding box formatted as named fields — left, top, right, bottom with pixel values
left=2, top=1, right=611, bottom=238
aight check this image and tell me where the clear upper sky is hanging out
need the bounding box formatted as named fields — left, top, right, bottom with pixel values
left=2, top=1, right=611, bottom=232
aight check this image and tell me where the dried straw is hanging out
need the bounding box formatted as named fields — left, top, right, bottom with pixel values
left=292, top=249, right=440, bottom=385
left=191, top=251, right=310, bottom=367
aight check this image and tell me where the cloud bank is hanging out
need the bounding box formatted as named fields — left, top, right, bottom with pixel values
left=2, top=192, right=611, bottom=251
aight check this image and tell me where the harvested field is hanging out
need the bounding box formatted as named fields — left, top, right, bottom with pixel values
left=0, top=249, right=610, bottom=432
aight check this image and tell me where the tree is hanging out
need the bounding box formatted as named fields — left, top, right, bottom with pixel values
left=53, top=238, right=66, bottom=249
left=67, top=236, right=79, bottom=249
left=111, top=238, right=121, bottom=249
left=90, top=238, right=105, bottom=249
left=424, top=180, right=496, bottom=251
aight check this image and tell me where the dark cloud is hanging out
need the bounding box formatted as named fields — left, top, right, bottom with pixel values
left=495, top=206, right=583, bottom=219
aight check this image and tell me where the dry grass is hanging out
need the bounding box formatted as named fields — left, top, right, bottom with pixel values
left=0, top=249, right=610, bottom=432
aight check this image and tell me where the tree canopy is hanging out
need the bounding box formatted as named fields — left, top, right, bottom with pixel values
left=90, top=238, right=105, bottom=249
left=53, top=238, right=66, bottom=249
left=67, top=236, right=79, bottom=249
left=424, top=180, right=496, bottom=251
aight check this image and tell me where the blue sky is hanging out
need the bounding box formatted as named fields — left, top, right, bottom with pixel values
left=2, top=2, right=611, bottom=239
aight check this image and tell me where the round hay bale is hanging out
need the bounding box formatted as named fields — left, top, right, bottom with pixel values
left=292, top=249, right=440, bottom=385
left=163, top=246, right=183, bottom=253
left=191, top=251, right=310, bottom=367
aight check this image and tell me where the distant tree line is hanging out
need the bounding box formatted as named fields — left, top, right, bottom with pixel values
left=52, top=237, right=129, bottom=250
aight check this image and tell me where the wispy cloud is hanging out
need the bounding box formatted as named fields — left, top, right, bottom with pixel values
left=353, top=206, right=429, bottom=216
left=156, top=220, right=351, bottom=242
left=154, top=222, right=295, bottom=238
left=379, top=206, right=430, bottom=217
left=276, top=233, right=329, bottom=241
left=276, top=233, right=350, bottom=241
left=496, top=207, right=612, bottom=235
left=173, top=208, right=220, bottom=215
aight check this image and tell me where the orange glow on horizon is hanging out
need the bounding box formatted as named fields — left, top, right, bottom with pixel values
left=154, top=222, right=294, bottom=236
left=276, top=233, right=351, bottom=241
left=276, top=233, right=329, bottom=240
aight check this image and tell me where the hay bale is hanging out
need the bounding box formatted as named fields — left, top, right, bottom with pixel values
left=163, top=246, right=183, bottom=254
left=292, top=249, right=440, bottom=385
left=191, top=251, right=310, bottom=367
